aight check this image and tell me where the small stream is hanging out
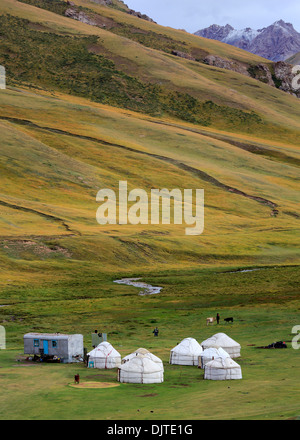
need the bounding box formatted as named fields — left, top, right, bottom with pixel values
left=221, top=267, right=276, bottom=274
left=114, top=278, right=163, bottom=296
left=113, top=268, right=275, bottom=295
left=226, top=268, right=263, bottom=274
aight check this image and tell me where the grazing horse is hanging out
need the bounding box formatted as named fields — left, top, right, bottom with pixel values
left=206, top=317, right=216, bottom=326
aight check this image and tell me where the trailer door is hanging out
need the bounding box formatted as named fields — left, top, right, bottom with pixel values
left=43, top=340, right=49, bottom=355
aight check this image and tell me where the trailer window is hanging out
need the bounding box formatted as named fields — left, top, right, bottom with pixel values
left=34, top=339, right=39, bottom=347
left=52, top=340, right=58, bottom=348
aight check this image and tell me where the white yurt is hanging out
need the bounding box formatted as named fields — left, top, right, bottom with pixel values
left=122, top=348, right=163, bottom=369
left=169, top=337, right=203, bottom=366
left=198, top=345, right=230, bottom=369
left=204, top=357, right=242, bottom=380
left=118, top=354, right=164, bottom=384
left=87, top=341, right=121, bottom=369
left=201, top=333, right=241, bottom=358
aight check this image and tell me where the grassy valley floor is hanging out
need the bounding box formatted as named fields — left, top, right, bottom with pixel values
left=0, top=264, right=300, bottom=420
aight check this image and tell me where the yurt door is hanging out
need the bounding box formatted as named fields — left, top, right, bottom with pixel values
left=43, top=340, right=49, bottom=355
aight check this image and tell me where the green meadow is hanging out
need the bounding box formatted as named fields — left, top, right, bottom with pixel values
left=0, top=0, right=299, bottom=421
left=0, top=265, right=300, bottom=420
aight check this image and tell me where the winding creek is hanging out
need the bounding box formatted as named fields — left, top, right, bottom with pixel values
left=113, top=268, right=273, bottom=296
left=114, top=278, right=163, bottom=296
left=221, top=267, right=277, bottom=274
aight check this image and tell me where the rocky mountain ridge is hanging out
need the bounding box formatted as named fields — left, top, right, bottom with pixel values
left=195, top=20, right=300, bottom=62
left=202, top=55, right=300, bottom=98
left=64, top=5, right=300, bottom=98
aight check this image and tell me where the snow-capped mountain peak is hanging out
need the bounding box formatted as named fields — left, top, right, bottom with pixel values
left=194, top=21, right=300, bottom=61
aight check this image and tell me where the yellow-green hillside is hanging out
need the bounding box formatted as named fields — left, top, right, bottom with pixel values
left=0, top=87, right=299, bottom=272
left=0, top=0, right=299, bottom=274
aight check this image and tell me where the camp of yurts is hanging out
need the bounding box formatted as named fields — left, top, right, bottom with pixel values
left=201, top=333, right=241, bottom=358
left=204, top=357, right=242, bottom=380
left=198, top=346, right=230, bottom=369
left=122, top=348, right=164, bottom=369
left=169, top=337, right=203, bottom=366
left=118, top=354, right=164, bottom=384
left=87, top=341, right=121, bottom=369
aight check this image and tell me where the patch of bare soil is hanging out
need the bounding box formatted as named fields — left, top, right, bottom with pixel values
left=1, top=239, right=72, bottom=259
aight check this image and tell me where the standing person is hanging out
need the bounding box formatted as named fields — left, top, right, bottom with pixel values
left=153, top=327, right=159, bottom=337
left=216, top=313, right=220, bottom=324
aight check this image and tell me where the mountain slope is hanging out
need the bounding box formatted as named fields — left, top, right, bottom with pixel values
left=1, top=0, right=300, bottom=141
left=0, top=0, right=299, bottom=267
left=195, top=20, right=300, bottom=61
left=0, top=87, right=299, bottom=260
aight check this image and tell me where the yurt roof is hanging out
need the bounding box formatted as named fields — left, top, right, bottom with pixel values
left=119, top=354, right=163, bottom=373
left=135, top=348, right=150, bottom=355
left=205, top=357, right=241, bottom=370
left=122, top=349, right=163, bottom=365
left=200, top=346, right=230, bottom=359
left=88, top=341, right=121, bottom=358
left=201, top=333, right=240, bottom=348
left=171, top=338, right=202, bottom=356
